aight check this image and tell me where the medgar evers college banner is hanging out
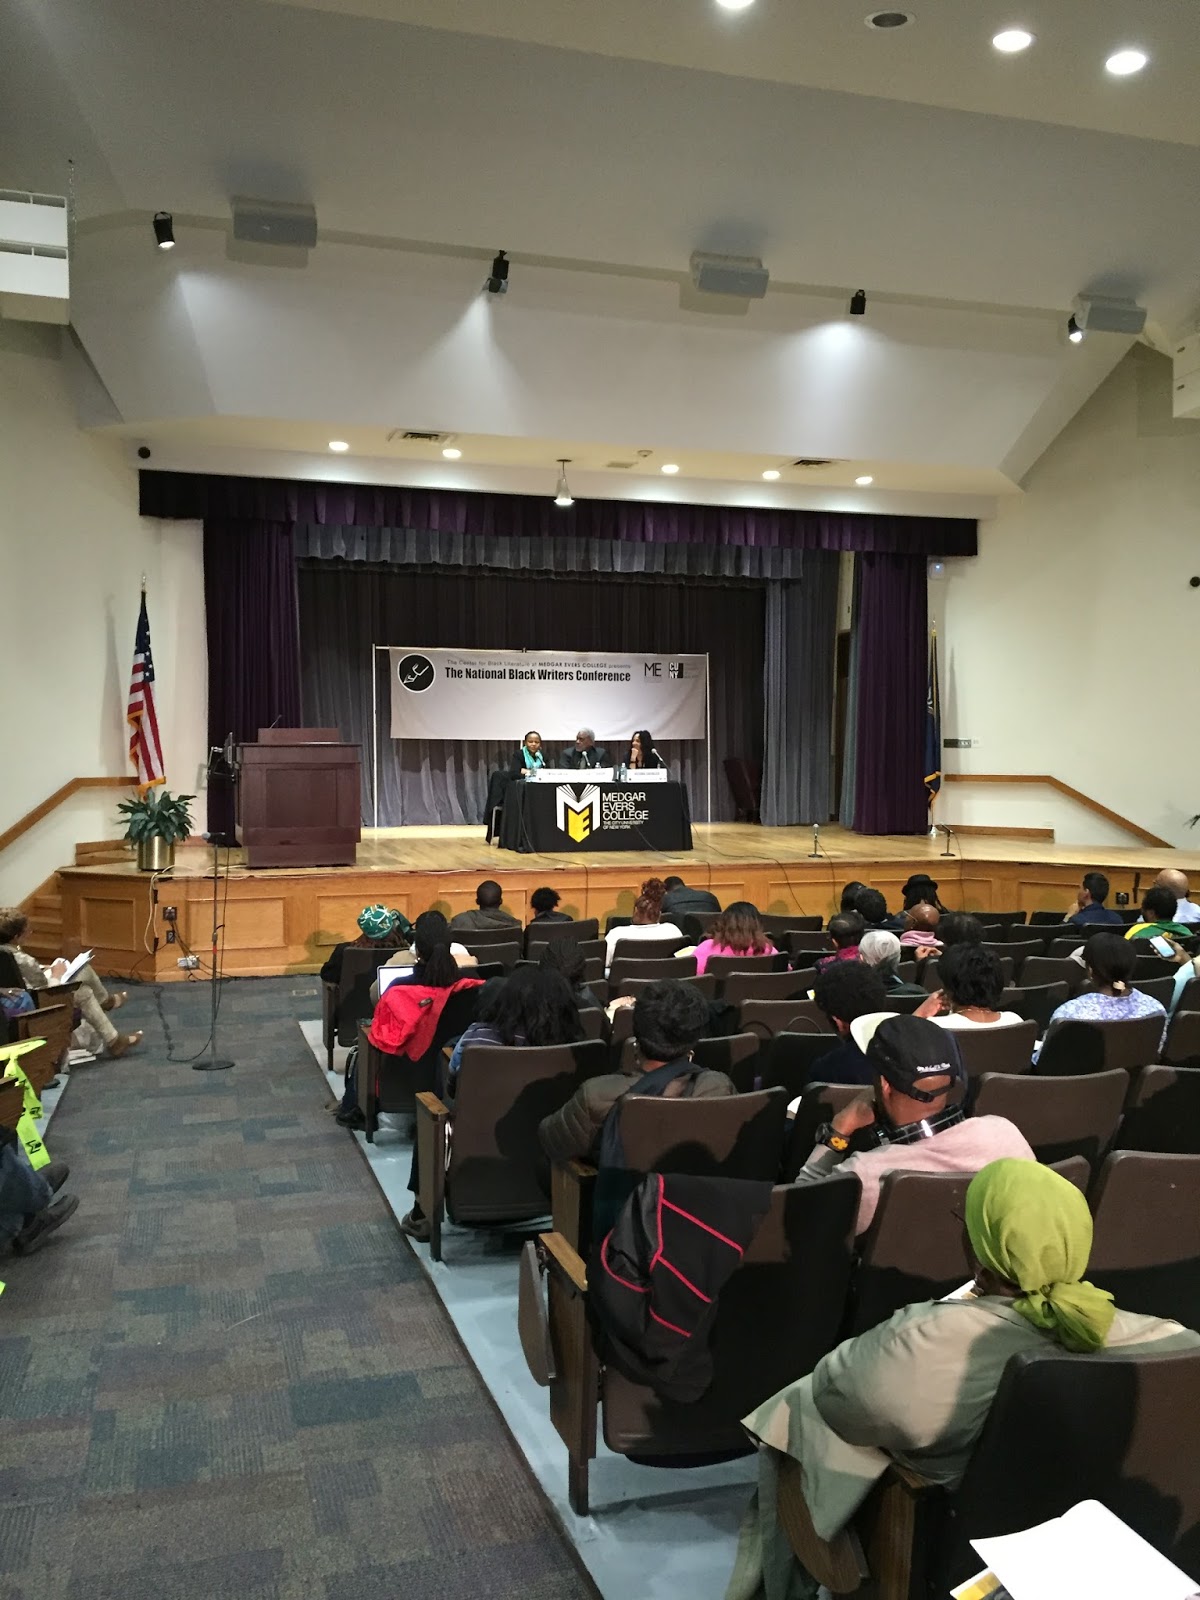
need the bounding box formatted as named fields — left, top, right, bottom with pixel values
left=387, top=647, right=708, bottom=742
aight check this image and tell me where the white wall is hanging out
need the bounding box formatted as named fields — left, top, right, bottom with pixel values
left=936, top=345, right=1200, bottom=850
left=0, top=322, right=207, bottom=904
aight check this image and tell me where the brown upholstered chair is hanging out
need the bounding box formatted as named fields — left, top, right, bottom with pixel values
left=949, top=1020, right=1037, bottom=1080
left=524, top=919, right=600, bottom=958
left=0, top=1077, right=24, bottom=1130
left=983, top=939, right=1042, bottom=982
left=1020, top=954, right=1088, bottom=996
left=1087, top=1150, right=1200, bottom=1329
left=727, top=1030, right=839, bottom=1097
left=1118, top=1065, right=1200, bottom=1153
left=782, top=1081, right=870, bottom=1180
left=607, top=936, right=689, bottom=968
left=528, top=1173, right=862, bottom=1513
left=459, top=938, right=522, bottom=969
left=1037, top=1014, right=1165, bottom=1079
left=320, top=946, right=392, bottom=1070
left=611, top=973, right=716, bottom=1011
left=721, top=968, right=818, bottom=1007
left=415, top=1038, right=610, bottom=1261
left=1132, top=976, right=1180, bottom=1008
left=760, top=913, right=823, bottom=940
left=608, top=953, right=696, bottom=993
left=738, top=998, right=833, bottom=1040
left=614, top=1086, right=788, bottom=1183
left=704, top=952, right=791, bottom=982
left=1161, top=1010, right=1200, bottom=1069
left=851, top=1168, right=977, bottom=1334
left=13, top=998, right=73, bottom=1090
left=972, top=1068, right=1127, bottom=1169
left=998, top=981, right=1069, bottom=1032
left=614, top=1032, right=760, bottom=1080
left=355, top=985, right=482, bottom=1135
left=787, top=930, right=835, bottom=955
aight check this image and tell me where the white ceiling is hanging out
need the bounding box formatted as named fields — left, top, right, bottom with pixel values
left=4, top=0, right=1198, bottom=508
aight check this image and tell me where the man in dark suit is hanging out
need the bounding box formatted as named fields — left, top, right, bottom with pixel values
left=559, top=727, right=610, bottom=770
left=661, top=876, right=721, bottom=920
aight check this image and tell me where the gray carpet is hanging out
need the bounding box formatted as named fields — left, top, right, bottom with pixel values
left=0, top=977, right=594, bottom=1600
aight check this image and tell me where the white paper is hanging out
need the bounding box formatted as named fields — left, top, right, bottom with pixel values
left=972, top=1500, right=1198, bottom=1600
left=45, top=950, right=93, bottom=985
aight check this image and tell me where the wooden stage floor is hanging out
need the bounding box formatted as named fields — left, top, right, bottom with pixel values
left=58, top=824, right=1198, bottom=982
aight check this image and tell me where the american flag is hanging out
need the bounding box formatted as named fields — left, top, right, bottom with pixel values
left=127, top=592, right=164, bottom=790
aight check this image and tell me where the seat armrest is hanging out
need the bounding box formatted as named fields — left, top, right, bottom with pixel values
left=415, top=1093, right=450, bottom=1260
left=551, top=1159, right=597, bottom=1255
left=540, top=1230, right=588, bottom=1294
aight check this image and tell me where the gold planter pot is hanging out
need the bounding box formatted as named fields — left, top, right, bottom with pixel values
left=136, top=836, right=176, bottom=872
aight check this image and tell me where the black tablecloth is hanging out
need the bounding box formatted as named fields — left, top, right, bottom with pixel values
left=498, top=780, right=693, bottom=853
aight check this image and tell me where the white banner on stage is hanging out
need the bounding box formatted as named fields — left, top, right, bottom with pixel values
left=386, top=647, right=708, bottom=742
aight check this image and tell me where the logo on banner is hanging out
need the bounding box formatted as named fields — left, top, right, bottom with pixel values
left=396, top=653, right=435, bottom=693
left=555, top=784, right=602, bottom=842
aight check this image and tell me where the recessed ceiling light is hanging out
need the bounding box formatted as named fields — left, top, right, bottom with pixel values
left=865, top=10, right=914, bottom=30
left=442, top=446, right=462, bottom=459
left=328, top=440, right=349, bottom=453
left=661, top=463, right=680, bottom=475
left=715, top=0, right=755, bottom=10
left=762, top=469, right=781, bottom=481
left=855, top=474, right=874, bottom=486
left=992, top=27, right=1034, bottom=53
left=1105, top=47, right=1147, bottom=76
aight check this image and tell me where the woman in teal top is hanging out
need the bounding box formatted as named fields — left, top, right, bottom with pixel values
left=483, top=731, right=544, bottom=841
left=513, top=730, right=544, bottom=775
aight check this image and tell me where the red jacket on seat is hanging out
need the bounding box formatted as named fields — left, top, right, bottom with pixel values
left=367, top=977, right=483, bottom=1059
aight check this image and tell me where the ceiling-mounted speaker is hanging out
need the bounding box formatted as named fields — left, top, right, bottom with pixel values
left=231, top=196, right=318, bottom=249
left=1070, top=293, right=1146, bottom=336
left=689, top=251, right=769, bottom=299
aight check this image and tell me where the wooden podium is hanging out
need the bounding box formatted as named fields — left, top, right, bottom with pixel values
left=236, top=728, right=361, bottom=868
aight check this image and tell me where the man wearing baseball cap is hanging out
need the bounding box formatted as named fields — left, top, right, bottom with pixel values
left=794, top=1013, right=1034, bottom=1234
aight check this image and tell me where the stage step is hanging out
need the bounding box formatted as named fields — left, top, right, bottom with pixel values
left=23, top=891, right=63, bottom=960
left=74, top=838, right=132, bottom=866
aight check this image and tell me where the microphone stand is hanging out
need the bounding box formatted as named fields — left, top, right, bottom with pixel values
left=939, top=825, right=956, bottom=858
left=194, top=745, right=236, bottom=1071
left=808, top=823, right=822, bottom=859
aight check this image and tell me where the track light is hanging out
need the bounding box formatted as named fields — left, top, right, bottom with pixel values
left=849, top=288, right=866, bottom=316
left=553, top=459, right=574, bottom=508
left=1067, top=315, right=1085, bottom=344
left=485, top=250, right=509, bottom=295
left=153, top=211, right=175, bottom=250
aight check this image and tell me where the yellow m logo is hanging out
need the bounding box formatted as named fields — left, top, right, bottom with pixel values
left=555, top=784, right=601, bottom=842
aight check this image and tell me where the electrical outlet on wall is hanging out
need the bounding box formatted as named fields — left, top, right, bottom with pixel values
left=943, top=738, right=979, bottom=748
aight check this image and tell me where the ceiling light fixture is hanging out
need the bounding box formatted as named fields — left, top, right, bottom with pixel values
left=992, top=27, right=1034, bottom=52
left=152, top=211, right=175, bottom=250
left=1067, top=315, right=1085, bottom=344
left=855, top=474, right=874, bottom=486
left=849, top=289, right=867, bottom=316
left=715, top=0, right=756, bottom=10
left=661, top=463, right=680, bottom=475
left=328, top=440, right=349, bottom=452
left=762, top=469, right=781, bottom=481
left=485, top=249, right=509, bottom=294
left=554, top=459, right=574, bottom=508
left=1105, top=48, right=1147, bottom=76
left=442, top=446, right=462, bottom=459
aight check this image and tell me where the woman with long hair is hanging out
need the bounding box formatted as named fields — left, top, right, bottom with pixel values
left=602, top=878, right=681, bottom=971
left=691, top=901, right=776, bottom=976
left=446, top=965, right=584, bottom=1077
left=625, top=730, right=666, bottom=770
left=1036, top=931, right=1167, bottom=1060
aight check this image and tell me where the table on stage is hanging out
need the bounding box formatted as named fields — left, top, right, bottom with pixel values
left=498, top=778, right=693, bottom=854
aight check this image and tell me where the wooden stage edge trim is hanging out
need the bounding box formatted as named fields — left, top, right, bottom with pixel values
left=54, top=825, right=1197, bottom=983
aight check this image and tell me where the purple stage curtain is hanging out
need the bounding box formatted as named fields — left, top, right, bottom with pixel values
left=202, top=520, right=302, bottom=838
left=142, top=471, right=976, bottom=556
left=850, top=552, right=929, bottom=835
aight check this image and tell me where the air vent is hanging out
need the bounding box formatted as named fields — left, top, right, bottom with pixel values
left=791, top=457, right=837, bottom=470
left=606, top=460, right=635, bottom=469
left=386, top=429, right=450, bottom=444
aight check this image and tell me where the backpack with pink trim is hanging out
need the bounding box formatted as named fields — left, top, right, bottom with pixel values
left=587, top=1172, right=773, bottom=1403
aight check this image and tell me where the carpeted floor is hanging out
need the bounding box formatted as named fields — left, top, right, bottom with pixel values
left=0, top=977, right=595, bottom=1600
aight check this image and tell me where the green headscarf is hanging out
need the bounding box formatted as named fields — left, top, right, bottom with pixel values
left=965, top=1159, right=1116, bottom=1353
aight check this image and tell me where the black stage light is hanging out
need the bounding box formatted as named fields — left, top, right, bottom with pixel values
left=849, top=288, right=866, bottom=316
left=485, top=250, right=509, bottom=294
left=153, top=211, right=175, bottom=250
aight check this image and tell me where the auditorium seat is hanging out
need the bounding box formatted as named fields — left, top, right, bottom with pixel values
left=999, top=981, right=1069, bottom=1031
left=738, top=998, right=832, bottom=1039
left=1161, top=1010, right=1200, bottom=1068
left=321, top=946, right=391, bottom=1069
left=783, top=1082, right=870, bottom=1180
left=1133, top=953, right=1181, bottom=981
left=983, top=940, right=1040, bottom=981
left=787, top=930, right=834, bottom=954
left=355, top=985, right=481, bottom=1136
left=972, top=1068, right=1127, bottom=1169
left=0, top=1077, right=22, bottom=1131
left=414, top=1038, right=608, bottom=1260
left=615, top=1031, right=759, bottom=1080
left=607, top=935, right=689, bottom=967
left=1037, top=1014, right=1164, bottom=1079
left=760, top=913, right=824, bottom=939
left=721, top=968, right=818, bottom=1007
left=1020, top=954, right=1087, bottom=995
left=611, top=974, right=716, bottom=1011
left=851, top=1168, right=976, bottom=1334
left=727, top=1030, right=839, bottom=1099
left=1046, top=935, right=1087, bottom=958
left=950, top=1020, right=1036, bottom=1079
left=526, top=1174, right=860, bottom=1513
left=704, top=952, right=790, bottom=982
left=984, top=911, right=1028, bottom=928
left=524, top=918, right=600, bottom=958
left=455, top=924, right=524, bottom=947
left=609, top=953, right=695, bottom=994
left=1117, top=1066, right=1200, bottom=1153
left=1132, top=976, right=1176, bottom=1007
left=1088, top=1151, right=1200, bottom=1328
left=461, top=938, right=521, bottom=969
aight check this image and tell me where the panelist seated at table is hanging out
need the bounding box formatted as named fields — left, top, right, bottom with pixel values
left=623, top=729, right=667, bottom=771
left=483, top=730, right=545, bottom=841
left=558, top=727, right=610, bottom=770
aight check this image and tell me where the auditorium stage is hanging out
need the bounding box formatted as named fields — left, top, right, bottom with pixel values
left=57, top=824, right=1200, bottom=982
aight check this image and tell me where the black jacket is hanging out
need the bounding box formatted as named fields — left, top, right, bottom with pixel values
left=559, top=745, right=610, bottom=770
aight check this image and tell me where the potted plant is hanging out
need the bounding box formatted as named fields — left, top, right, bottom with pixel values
left=117, top=788, right=196, bottom=872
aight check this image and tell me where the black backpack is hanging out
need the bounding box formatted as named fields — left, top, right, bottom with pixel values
left=591, top=1057, right=704, bottom=1242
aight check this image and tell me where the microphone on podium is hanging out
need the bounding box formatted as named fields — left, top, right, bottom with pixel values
left=809, top=823, right=821, bottom=859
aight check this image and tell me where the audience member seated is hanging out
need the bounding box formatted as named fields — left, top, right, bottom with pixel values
left=444, top=965, right=583, bottom=1083
left=815, top=911, right=865, bottom=972
left=1155, top=867, right=1200, bottom=927
left=369, top=920, right=475, bottom=1001
left=898, top=902, right=942, bottom=960
left=625, top=728, right=666, bottom=770
left=538, top=979, right=734, bottom=1163
left=1066, top=871, right=1124, bottom=927
left=366, top=914, right=483, bottom=1062
left=838, top=881, right=868, bottom=913
left=538, top=938, right=604, bottom=1011
left=320, top=903, right=411, bottom=985
left=1125, top=885, right=1193, bottom=946
left=559, top=727, right=610, bottom=770
left=690, top=901, right=776, bottom=976
left=811, top=963, right=891, bottom=1086
left=0, top=951, right=35, bottom=1021
left=0, top=1124, right=78, bottom=1255
left=901, top=872, right=948, bottom=914
left=935, top=912, right=985, bottom=950
left=1034, top=932, right=1167, bottom=1062
left=602, top=878, right=681, bottom=971
left=482, top=730, right=545, bottom=841
left=661, top=875, right=721, bottom=920
left=528, top=886, right=572, bottom=924
left=729, top=1159, right=1200, bottom=1598
left=858, top=931, right=926, bottom=997
left=448, top=880, right=521, bottom=934
left=791, top=1014, right=1033, bottom=1235
left=853, top=886, right=907, bottom=934
left=0, top=908, right=141, bottom=1059
left=918, top=943, right=1024, bottom=1030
